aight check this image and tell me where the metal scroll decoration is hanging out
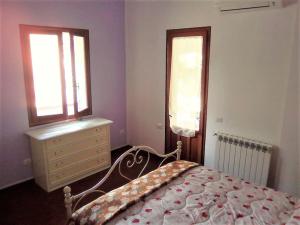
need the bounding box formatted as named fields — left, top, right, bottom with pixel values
left=118, top=148, right=151, bottom=181
left=63, top=141, right=182, bottom=221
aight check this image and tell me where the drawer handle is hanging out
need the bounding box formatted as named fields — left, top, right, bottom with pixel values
left=55, top=162, right=64, bottom=168
left=52, top=138, right=62, bottom=144
left=56, top=172, right=65, bottom=179
left=53, top=150, right=64, bottom=157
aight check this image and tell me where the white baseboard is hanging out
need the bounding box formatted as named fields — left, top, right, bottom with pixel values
left=0, top=176, right=34, bottom=191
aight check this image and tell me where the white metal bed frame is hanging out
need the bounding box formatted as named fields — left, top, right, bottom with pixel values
left=63, top=141, right=182, bottom=222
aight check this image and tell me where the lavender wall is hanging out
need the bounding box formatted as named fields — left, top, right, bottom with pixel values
left=0, top=1, right=126, bottom=188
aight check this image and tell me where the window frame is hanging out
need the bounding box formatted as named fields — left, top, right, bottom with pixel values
left=20, top=24, right=92, bottom=127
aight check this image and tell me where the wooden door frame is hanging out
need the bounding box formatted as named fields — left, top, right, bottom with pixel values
left=165, top=27, right=211, bottom=164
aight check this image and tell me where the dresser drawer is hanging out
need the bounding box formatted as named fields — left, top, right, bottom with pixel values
left=46, top=135, right=108, bottom=160
left=49, top=153, right=110, bottom=186
left=48, top=145, right=109, bottom=172
left=46, top=126, right=108, bottom=149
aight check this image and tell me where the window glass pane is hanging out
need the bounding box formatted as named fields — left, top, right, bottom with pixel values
left=29, top=34, right=63, bottom=116
left=169, top=36, right=203, bottom=137
left=62, top=32, right=75, bottom=116
left=73, top=36, right=88, bottom=112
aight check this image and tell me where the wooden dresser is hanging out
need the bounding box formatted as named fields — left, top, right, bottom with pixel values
left=26, top=118, right=113, bottom=192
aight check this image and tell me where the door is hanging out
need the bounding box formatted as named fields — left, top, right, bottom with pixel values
left=165, top=27, right=211, bottom=164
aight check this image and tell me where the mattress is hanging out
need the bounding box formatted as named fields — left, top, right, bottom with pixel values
left=74, top=162, right=300, bottom=225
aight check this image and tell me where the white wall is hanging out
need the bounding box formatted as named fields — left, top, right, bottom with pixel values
left=275, top=5, right=299, bottom=194
left=125, top=1, right=299, bottom=195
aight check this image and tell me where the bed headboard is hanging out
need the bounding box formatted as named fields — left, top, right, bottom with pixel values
left=63, top=141, right=182, bottom=221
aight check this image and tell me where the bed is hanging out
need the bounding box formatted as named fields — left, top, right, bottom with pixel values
left=63, top=141, right=300, bottom=225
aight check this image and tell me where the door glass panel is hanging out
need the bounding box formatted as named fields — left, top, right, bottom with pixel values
left=29, top=34, right=63, bottom=116
left=73, top=35, right=88, bottom=112
left=169, top=36, right=203, bottom=137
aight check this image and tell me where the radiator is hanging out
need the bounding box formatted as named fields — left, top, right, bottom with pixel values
left=214, top=132, right=273, bottom=186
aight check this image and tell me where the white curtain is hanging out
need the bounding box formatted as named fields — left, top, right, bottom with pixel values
left=169, top=36, right=203, bottom=137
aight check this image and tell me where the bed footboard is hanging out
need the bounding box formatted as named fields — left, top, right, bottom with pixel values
left=63, top=141, right=182, bottom=222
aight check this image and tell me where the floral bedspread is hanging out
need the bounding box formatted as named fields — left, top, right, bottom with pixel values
left=73, top=160, right=198, bottom=225
left=74, top=162, right=300, bottom=225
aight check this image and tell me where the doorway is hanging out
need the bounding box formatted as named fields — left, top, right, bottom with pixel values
left=165, top=27, right=211, bottom=164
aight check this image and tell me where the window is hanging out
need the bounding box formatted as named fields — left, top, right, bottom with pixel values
left=20, top=25, right=92, bottom=126
left=169, top=35, right=203, bottom=136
